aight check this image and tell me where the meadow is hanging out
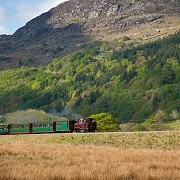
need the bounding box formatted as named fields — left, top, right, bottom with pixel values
left=0, top=131, right=179, bottom=179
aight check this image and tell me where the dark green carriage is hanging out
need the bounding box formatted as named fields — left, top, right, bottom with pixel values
left=32, top=122, right=53, bottom=133
left=0, top=120, right=74, bottom=135
left=0, top=125, right=8, bottom=135
left=32, top=121, right=70, bottom=133
left=10, top=124, right=30, bottom=134
left=55, top=121, right=70, bottom=132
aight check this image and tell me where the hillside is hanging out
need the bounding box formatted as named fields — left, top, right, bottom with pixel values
left=0, top=31, right=179, bottom=126
left=0, top=0, right=180, bottom=68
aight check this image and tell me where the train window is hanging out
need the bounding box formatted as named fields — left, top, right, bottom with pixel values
left=39, top=124, right=42, bottom=128
left=56, top=122, right=61, bottom=127
left=0, top=125, right=7, bottom=129
left=33, top=124, right=37, bottom=127
left=47, top=123, right=52, bottom=126
left=43, top=124, right=46, bottom=127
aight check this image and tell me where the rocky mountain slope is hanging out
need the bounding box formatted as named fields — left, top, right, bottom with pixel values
left=0, top=0, right=180, bottom=68
left=0, top=31, right=179, bottom=125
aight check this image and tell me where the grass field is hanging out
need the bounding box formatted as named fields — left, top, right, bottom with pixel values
left=0, top=131, right=179, bottom=179
left=0, top=131, right=179, bottom=150
left=164, top=121, right=180, bottom=130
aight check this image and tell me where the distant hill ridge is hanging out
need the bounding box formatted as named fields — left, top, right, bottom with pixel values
left=0, top=0, right=180, bottom=68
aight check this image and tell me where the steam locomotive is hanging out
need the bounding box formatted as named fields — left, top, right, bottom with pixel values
left=0, top=118, right=97, bottom=135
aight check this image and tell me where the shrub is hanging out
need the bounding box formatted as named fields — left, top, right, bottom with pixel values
left=120, top=123, right=136, bottom=132
left=130, top=124, right=147, bottom=131
left=90, top=113, right=119, bottom=132
left=121, top=36, right=131, bottom=41
left=153, top=110, right=168, bottom=123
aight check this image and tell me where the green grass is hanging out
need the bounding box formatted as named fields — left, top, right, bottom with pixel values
left=164, top=120, right=180, bottom=130
left=0, top=131, right=179, bottom=150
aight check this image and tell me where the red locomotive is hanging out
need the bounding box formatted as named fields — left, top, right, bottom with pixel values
left=73, top=118, right=97, bottom=132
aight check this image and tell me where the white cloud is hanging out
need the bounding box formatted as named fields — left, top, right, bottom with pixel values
left=0, top=6, right=11, bottom=34
left=0, top=6, right=8, bottom=23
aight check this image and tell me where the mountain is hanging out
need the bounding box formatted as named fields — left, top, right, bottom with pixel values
left=0, top=0, right=179, bottom=129
left=0, top=0, right=180, bottom=69
left=0, top=31, right=179, bottom=126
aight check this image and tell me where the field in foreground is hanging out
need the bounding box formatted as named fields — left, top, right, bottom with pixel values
left=0, top=131, right=179, bottom=179
left=0, top=143, right=179, bottom=180
left=0, top=131, right=179, bottom=150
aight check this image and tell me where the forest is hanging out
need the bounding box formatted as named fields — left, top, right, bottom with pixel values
left=0, top=31, right=179, bottom=130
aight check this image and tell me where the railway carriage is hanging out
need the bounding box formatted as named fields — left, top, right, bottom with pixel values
left=0, top=125, right=8, bottom=135
left=0, top=118, right=97, bottom=135
left=9, top=124, right=30, bottom=134
left=32, top=122, right=54, bottom=134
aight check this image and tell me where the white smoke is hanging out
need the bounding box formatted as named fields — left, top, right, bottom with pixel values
left=49, top=108, right=82, bottom=120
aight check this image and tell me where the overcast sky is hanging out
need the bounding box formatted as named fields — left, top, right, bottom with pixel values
left=0, top=0, right=67, bottom=35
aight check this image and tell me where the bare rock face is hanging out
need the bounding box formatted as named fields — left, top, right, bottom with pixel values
left=88, top=11, right=100, bottom=19
left=0, top=0, right=179, bottom=68
left=107, top=5, right=119, bottom=17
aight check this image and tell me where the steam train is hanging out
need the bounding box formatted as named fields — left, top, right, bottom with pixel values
left=0, top=118, right=97, bottom=135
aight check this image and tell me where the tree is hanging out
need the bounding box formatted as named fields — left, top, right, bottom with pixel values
left=153, top=110, right=168, bottom=123
left=32, top=82, right=41, bottom=90
left=90, top=113, right=119, bottom=132
left=4, top=109, right=61, bottom=124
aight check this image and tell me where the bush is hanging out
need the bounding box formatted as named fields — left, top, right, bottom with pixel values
left=153, top=110, right=168, bottom=123
left=119, top=123, right=136, bottom=132
left=121, top=36, right=131, bottom=41
left=169, top=109, right=179, bottom=120
left=130, top=124, right=146, bottom=131
left=90, top=113, right=119, bottom=132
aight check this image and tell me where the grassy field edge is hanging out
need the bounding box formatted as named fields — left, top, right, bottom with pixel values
left=0, top=131, right=179, bottom=150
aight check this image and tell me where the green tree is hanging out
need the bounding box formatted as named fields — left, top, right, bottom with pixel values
left=153, top=110, right=168, bottom=123
left=90, top=113, right=119, bottom=132
left=32, top=82, right=41, bottom=90
left=4, top=109, right=61, bottom=124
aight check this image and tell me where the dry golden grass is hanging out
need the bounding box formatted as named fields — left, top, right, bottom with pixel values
left=0, top=143, right=179, bottom=180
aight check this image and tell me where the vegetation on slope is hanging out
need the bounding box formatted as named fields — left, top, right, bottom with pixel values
left=0, top=32, right=179, bottom=127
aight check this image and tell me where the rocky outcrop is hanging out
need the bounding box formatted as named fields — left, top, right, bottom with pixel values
left=0, top=0, right=179, bottom=68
